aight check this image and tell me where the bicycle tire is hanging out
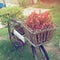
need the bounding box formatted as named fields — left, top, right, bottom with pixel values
left=31, top=45, right=49, bottom=60
left=39, top=45, right=49, bottom=60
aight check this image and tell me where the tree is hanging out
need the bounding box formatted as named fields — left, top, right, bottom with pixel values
left=32, top=0, right=38, bottom=4
left=3, top=0, right=6, bottom=7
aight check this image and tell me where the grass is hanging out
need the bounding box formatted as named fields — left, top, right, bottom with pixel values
left=0, top=28, right=8, bottom=37
left=0, top=28, right=42, bottom=60
left=50, top=6, right=60, bottom=50
left=0, top=40, right=35, bottom=60
left=0, top=3, right=60, bottom=60
left=48, top=51, right=60, bottom=60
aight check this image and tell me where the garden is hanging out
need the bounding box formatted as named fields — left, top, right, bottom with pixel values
left=0, top=1, right=60, bottom=60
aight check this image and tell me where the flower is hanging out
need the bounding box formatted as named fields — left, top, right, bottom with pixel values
left=25, top=11, right=54, bottom=30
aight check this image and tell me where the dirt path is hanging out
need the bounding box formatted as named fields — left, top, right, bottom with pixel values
left=46, top=43, right=60, bottom=59
left=0, top=35, right=9, bottom=40
left=0, top=22, right=5, bottom=29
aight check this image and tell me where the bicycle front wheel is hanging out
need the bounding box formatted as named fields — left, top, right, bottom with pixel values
left=31, top=45, right=49, bottom=60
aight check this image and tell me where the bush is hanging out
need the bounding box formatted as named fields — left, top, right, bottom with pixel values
left=0, top=7, right=26, bottom=25
left=18, top=0, right=33, bottom=7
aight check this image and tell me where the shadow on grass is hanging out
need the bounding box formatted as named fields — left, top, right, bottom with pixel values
left=0, top=40, right=34, bottom=60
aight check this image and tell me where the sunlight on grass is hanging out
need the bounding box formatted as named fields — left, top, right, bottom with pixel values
left=0, top=28, right=8, bottom=37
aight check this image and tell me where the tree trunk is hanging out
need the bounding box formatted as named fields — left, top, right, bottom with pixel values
left=3, top=0, right=6, bottom=7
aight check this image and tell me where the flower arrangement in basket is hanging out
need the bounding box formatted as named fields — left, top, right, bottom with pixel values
left=23, top=10, right=56, bottom=46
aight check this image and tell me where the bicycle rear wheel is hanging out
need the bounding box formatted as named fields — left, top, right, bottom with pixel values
left=8, top=19, right=25, bottom=47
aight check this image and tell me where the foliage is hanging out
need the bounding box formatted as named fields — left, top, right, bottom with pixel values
left=18, top=0, right=24, bottom=7
left=35, top=2, right=59, bottom=9
left=18, top=0, right=33, bottom=7
left=0, top=7, right=26, bottom=25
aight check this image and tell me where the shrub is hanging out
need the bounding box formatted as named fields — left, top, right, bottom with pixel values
left=0, top=7, right=25, bottom=25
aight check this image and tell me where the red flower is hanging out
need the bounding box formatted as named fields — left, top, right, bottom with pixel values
left=25, top=11, right=54, bottom=30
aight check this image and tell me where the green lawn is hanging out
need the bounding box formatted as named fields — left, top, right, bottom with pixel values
left=0, top=28, right=8, bottom=37
left=0, top=3, right=60, bottom=60
left=0, top=28, right=44, bottom=60
left=0, top=40, right=35, bottom=60
left=50, top=5, right=60, bottom=50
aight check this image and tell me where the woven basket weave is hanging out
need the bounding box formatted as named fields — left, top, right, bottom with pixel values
left=23, top=23, right=56, bottom=46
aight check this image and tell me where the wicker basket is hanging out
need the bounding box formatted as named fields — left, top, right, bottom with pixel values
left=22, top=23, right=56, bottom=46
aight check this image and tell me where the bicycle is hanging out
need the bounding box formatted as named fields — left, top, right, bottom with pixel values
left=8, top=19, right=56, bottom=60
